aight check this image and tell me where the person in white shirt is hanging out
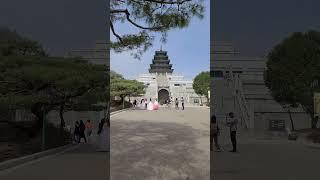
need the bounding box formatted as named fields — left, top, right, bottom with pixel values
left=226, top=112, right=238, bottom=152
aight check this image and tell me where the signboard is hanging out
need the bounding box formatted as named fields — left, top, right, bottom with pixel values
left=314, top=92, right=320, bottom=117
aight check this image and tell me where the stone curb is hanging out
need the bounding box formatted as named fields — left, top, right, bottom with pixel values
left=0, top=144, right=76, bottom=171
left=110, top=108, right=130, bottom=116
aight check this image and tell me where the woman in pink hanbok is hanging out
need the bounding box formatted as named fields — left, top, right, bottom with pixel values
left=153, top=99, right=159, bottom=110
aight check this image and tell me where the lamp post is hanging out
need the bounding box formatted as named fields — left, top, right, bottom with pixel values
left=41, top=105, right=46, bottom=151
left=311, top=79, right=319, bottom=128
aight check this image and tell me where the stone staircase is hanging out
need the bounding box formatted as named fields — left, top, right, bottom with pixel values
left=212, top=69, right=253, bottom=129
left=229, top=71, right=252, bottom=129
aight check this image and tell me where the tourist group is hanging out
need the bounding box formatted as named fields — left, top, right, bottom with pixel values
left=131, top=97, right=185, bottom=111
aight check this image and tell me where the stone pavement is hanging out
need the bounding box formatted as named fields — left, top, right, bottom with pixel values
left=0, top=140, right=109, bottom=180
left=110, top=107, right=210, bottom=180
left=211, top=126, right=320, bottom=180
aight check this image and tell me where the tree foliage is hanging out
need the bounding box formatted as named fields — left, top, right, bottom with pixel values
left=265, top=31, right=320, bottom=128
left=0, top=27, right=47, bottom=57
left=0, top=29, right=108, bottom=129
left=111, top=74, right=145, bottom=98
left=110, top=0, right=205, bottom=59
left=193, top=71, right=210, bottom=100
left=0, top=56, right=108, bottom=128
left=110, top=72, right=145, bottom=107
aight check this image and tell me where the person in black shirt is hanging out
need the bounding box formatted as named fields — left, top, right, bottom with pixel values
left=210, top=115, right=221, bottom=151
left=181, top=97, right=185, bottom=110
left=78, top=120, right=87, bottom=143
left=74, top=121, right=80, bottom=143
left=175, top=98, right=179, bottom=109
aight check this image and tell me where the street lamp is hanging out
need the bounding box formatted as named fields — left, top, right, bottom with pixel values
left=311, top=79, right=319, bottom=128
left=41, top=105, right=46, bottom=151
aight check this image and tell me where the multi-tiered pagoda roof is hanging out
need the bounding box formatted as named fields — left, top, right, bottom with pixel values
left=149, top=50, right=174, bottom=74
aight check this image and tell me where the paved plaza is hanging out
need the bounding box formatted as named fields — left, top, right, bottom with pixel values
left=211, top=125, right=320, bottom=180
left=110, top=107, right=210, bottom=180
left=0, top=143, right=109, bottom=180
left=1, top=107, right=319, bottom=180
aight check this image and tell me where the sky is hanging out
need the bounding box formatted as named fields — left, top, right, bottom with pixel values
left=0, top=0, right=107, bottom=56
left=213, top=0, right=320, bottom=57
left=1, top=0, right=319, bottom=74
left=110, top=0, right=210, bottom=80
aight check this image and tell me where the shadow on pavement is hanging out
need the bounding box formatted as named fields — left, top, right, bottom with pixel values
left=0, top=143, right=109, bottom=180
left=111, top=120, right=209, bottom=180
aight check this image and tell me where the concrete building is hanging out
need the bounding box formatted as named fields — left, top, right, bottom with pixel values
left=211, top=42, right=310, bottom=131
left=136, top=50, right=207, bottom=105
left=65, top=40, right=109, bottom=67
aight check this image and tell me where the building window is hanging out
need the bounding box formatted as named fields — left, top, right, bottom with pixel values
left=174, top=84, right=180, bottom=86
left=211, top=71, right=223, bottom=77
left=146, top=83, right=150, bottom=86
left=269, top=120, right=285, bottom=131
left=194, top=99, right=199, bottom=103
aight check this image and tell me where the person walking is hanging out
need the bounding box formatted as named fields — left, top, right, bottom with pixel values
left=175, top=98, right=179, bottom=110
left=226, top=112, right=238, bottom=152
left=133, top=99, right=137, bottom=109
left=145, top=98, right=148, bottom=109
left=73, top=121, right=80, bottom=143
left=85, top=120, right=93, bottom=142
left=181, top=97, right=185, bottom=110
left=78, top=120, right=87, bottom=143
left=210, top=115, right=221, bottom=151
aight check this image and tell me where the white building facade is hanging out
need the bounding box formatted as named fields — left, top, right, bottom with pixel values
left=136, top=50, right=206, bottom=105
left=211, top=42, right=311, bottom=131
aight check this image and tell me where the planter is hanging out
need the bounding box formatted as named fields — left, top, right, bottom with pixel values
left=288, top=132, right=298, bottom=141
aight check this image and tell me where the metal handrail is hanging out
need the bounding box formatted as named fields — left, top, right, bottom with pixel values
left=228, top=71, right=250, bottom=128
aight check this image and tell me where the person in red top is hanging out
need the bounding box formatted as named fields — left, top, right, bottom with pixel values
left=85, top=120, right=93, bottom=139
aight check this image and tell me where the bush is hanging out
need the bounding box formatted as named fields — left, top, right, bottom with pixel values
left=307, top=131, right=320, bottom=143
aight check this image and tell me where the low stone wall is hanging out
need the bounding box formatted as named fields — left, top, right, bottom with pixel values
left=13, top=109, right=105, bottom=130
left=46, top=110, right=105, bottom=129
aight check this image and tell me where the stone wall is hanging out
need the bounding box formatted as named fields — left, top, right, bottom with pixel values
left=12, top=109, right=105, bottom=129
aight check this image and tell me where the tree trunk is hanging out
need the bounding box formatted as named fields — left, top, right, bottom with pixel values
left=288, top=109, right=295, bottom=131
left=59, top=105, right=65, bottom=139
left=312, top=116, right=319, bottom=129
left=121, top=97, right=125, bottom=109
left=31, top=103, right=45, bottom=130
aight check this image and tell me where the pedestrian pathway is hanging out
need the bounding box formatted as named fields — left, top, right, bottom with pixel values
left=211, top=126, right=320, bottom=180
left=0, top=143, right=109, bottom=180
left=111, top=107, right=210, bottom=180
left=0, top=125, right=110, bottom=180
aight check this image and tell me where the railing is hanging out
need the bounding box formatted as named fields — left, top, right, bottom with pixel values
left=228, top=70, right=251, bottom=128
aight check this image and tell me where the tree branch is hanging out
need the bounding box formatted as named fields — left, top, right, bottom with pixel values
left=142, top=0, right=191, bottom=5
left=110, top=21, right=123, bottom=43
left=110, top=9, right=165, bottom=30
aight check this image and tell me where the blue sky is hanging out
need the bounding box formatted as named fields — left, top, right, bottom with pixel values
left=111, top=0, right=210, bottom=80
